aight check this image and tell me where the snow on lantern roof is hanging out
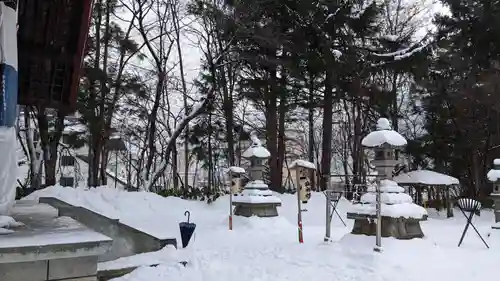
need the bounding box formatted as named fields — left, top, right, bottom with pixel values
left=487, top=159, right=500, bottom=182
left=241, top=133, right=271, bottom=159
left=393, top=170, right=459, bottom=186
left=351, top=202, right=427, bottom=219
left=352, top=178, right=427, bottom=219
left=290, top=160, right=316, bottom=170
left=487, top=169, right=500, bottom=182
left=245, top=180, right=269, bottom=189
left=228, top=166, right=246, bottom=174
left=361, top=118, right=407, bottom=148
left=367, top=180, right=404, bottom=193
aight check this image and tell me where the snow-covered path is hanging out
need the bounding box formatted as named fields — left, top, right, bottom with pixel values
left=27, top=187, right=500, bottom=281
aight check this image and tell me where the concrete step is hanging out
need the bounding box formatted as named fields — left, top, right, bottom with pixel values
left=0, top=201, right=112, bottom=281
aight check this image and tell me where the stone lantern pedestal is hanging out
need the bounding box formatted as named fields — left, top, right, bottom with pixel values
left=346, top=118, right=427, bottom=240
left=232, top=134, right=281, bottom=217
left=487, top=159, right=500, bottom=228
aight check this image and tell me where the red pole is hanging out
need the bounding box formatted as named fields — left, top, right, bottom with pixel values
left=229, top=214, right=233, bottom=230
left=298, top=217, right=303, bottom=243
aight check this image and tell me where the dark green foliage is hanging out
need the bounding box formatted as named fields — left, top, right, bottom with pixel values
left=413, top=0, right=500, bottom=197
left=157, top=185, right=224, bottom=204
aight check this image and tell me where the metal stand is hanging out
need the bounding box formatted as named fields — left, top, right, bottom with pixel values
left=325, top=189, right=331, bottom=241
left=374, top=181, right=382, bottom=252
left=326, top=190, right=346, bottom=226
left=457, top=199, right=489, bottom=249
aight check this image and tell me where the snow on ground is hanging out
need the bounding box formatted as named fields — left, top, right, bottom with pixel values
left=24, top=186, right=500, bottom=281
left=0, top=215, right=23, bottom=234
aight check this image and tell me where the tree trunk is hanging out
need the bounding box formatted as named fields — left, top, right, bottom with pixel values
left=266, top=77, right=280, bottom=192
left=276, top=71, right=287, bottom=193
left=88, top=0, right=102, bottom=187
left=320, top=69, right=333, bottom=191
left=172, top=146, right=179, bottom=190
left=144, top=72, right=165, bottom=187
left=37, top=107, right=65, bottom=187
left=207, top=112, right=213, bottom=195
left=171, top=3, right=191, bottom=191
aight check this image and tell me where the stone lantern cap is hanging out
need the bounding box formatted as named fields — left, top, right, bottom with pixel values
left=487, top=159, right=500, bottom=182
left=361, top=118, right=407, bottom=148
left=228, top=166, right=246, bottom=175
left=242, top=133, right=271, bottom=159
left=290, top=160, right=316, bottom=170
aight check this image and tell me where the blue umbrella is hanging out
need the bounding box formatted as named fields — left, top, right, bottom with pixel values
left=179, top=211, right=196, bottom=248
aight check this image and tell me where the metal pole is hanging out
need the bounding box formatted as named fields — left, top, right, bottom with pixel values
left=114, top=151, right=118, bottom=189
left=325, top=174, right=331, bottom=242
left=374, top=179, right=382, bottom=251
left=229, top=174, right=233, bottom=230
left=296, top=169, right=303, bottom=243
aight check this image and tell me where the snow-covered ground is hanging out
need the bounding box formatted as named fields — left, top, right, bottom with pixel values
left=25, top=186, right=499, bottom=281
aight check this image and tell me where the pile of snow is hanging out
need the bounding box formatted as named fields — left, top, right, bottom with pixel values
left=361, top=118, right=407, bottom=147
left=0, top=215, right=24, bottom=234
left=99, top=245, right=179, bottom=271
left=394, top=170, right=459, bottom=186
left=351, top=180, right=427, bottom=219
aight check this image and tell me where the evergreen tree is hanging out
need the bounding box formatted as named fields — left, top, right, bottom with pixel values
left=416, top=0, right=500, bottom=197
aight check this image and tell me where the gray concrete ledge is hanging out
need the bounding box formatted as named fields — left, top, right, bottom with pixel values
left=0, top=202, right=112, bottom=264
left=40, top=197, right=177, bottom=262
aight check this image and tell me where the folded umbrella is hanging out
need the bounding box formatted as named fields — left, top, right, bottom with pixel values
left=179, top=210, right=196, bottom=248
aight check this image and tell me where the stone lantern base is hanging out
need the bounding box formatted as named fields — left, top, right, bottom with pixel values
left=346, top=213, right=426, bottom=239
left=490, top=194, right=500, bottom=223
left=233, top=202, right=281, bottom=217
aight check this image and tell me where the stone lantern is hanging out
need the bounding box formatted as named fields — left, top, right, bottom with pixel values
left=347, top=118, right=427, bottom=240
left=487, top=159, right=500, bottom=225
left=232, top=133, right=281, bottom=217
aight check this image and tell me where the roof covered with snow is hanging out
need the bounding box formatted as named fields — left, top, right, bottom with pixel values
left=361, top=118, right=407, bottom=148
left=242, top=134, right=271, bottom=159
left=290, top=160, right=316, bottom=170
left=228, top=166, right=246, bottom=175
left=487, top=169, right=500, bottom=182
left=393, top=170, right=459, bottom=186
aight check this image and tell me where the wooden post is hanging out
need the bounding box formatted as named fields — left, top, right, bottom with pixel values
left=289, top=160, right=316, bottom=243
left=228, top=167, right=245, bottom=230
left=295, top=169, right=303, bottom=243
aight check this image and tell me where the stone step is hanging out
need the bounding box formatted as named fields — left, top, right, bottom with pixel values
left=39, top=197, right=177, bottom=262
left=0, top=201, right=112, bottom=281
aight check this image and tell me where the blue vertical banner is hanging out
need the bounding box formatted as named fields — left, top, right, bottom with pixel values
left=0, top=1, right=18, bottom=127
